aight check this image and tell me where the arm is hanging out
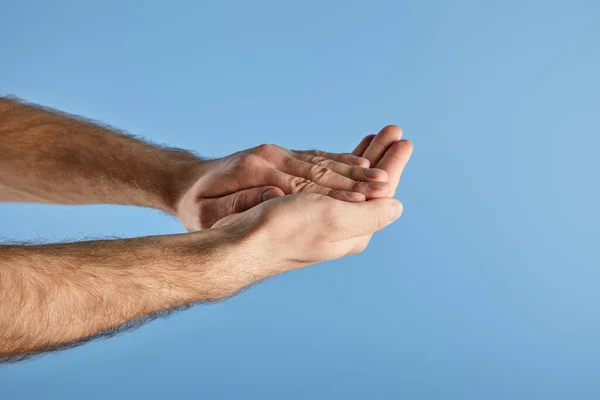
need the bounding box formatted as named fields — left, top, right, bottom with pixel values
left=0, top=229, right=237, bottom=362
left=0, top=127, right=413, bottom=363
left=0, top=96, right=202, bottom=214
left=0, top=96, right=391, bottom=229
left=0, top=194, right=403, bottom=363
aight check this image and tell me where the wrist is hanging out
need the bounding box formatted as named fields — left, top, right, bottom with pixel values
left=178, top=226, right=253, bottom=300
left=159, top=152, right=208, bottom=215
left=190, top=224, right=280, bottom=299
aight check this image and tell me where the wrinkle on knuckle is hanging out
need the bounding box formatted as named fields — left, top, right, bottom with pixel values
left=291, top=177, right=314, bottom=193
left=310, top=165, right=330, bottom=182
left=313, top=157, right=331, bottom=167
left=349, top=166, right=362, bottom=178
left=370, top=212, right=383, bottom=231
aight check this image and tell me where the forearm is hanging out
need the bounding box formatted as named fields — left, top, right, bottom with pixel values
left=0, top=229, right=238, bottom=360
left=0, top=97, right=205, bottom=213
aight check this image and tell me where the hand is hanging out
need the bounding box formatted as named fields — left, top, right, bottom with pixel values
left=352, top=125, right=413, bottom=198
left=346, top=125, right=414, bottom=253
left=207, top=193, right=403, bottom=296
left=176, top=144, right=391, bottom=231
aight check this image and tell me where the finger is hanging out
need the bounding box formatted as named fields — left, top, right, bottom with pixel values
left=271, top=160, right=391, bottom=199
left=293, top=150, right=370, bottom=168
left=266, top=169, right=372, bottom=201
left=198, top=186, right=285, bottom=229
left=293, top=154, right=388, bottom=182
left=362, top=126, right=403, bottom=166
left=326, top=198, right=403, bottom=240
left=352, top=134, right=376, bottom=156
left=376, top=139, right=414, bottom=196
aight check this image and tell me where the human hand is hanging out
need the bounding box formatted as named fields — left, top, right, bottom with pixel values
left=176, top=144, right=391, bottom=231
left=206, top=193, right=403, bottom=296
left=346, top=125, right=414, bottom=253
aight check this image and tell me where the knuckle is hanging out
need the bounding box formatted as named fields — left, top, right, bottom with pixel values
left=348, top=166, right=362, bottom=178
left=254, top=143, right=279, bottom=157
left=235, top=153, right=261, bottom=170
left=290, top=177, right=315, bottom=193
left=313, top=156, right=331, bottom=167
left=370, top=211, right=384, bottom=230
left=309, top=165, right=330, bottom=182
left=322, top=203, right=343, bottom=231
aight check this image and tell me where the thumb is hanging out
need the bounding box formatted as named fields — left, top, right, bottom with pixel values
left=199, top=186, right=285, bottom=228
left=330, top=198, right=403, bottom=239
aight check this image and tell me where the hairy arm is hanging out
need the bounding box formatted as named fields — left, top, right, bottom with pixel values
left=0, top=124, right=413, bottom=363
left=0, top=96, right=203, bottom=214
left=0, top=96, right=390, bottom=228
left=0, top=229, right=246, bottom=362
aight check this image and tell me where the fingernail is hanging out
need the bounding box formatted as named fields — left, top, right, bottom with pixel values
left=367, top=182, right=388, bottom=191
left=346, top=191, right=366, bottom=201
left=262, top=189, right=280, bottom=201
left=364, top=168, right=382, bottom=178
left=389, top=200, right=403, bottom=222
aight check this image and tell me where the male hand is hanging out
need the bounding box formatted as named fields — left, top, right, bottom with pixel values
left=207, top=193, right=403, bottom=296
left=176, top=144, right=391, bottom=231
left=207, top=125, right=411, bottom=296
left=346, top=125, right=414, bottom=253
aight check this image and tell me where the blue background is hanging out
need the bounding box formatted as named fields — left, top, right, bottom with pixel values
left=1, top=0, right=599, bottom=398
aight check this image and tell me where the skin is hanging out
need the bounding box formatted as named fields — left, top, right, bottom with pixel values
left=0, top=97, right=413, bottom=362
left=0, top=97, right=391, bottom=228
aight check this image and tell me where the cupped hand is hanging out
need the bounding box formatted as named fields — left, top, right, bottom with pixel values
left=207, top=193, right=403, bottom=295
left=346, top=125, right=414, bottom=254
left=176, top=144, right=390, bottom=231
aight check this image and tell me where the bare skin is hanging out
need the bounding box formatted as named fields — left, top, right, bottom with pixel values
left=0, top=97, right=391, bottom=229
left=0, top=97, right=413, bottom=362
